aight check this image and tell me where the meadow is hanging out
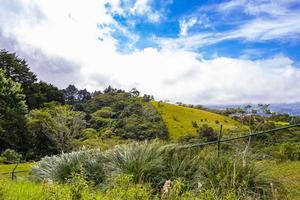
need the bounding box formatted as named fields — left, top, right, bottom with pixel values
left=151, top=101, right=247, bottom=140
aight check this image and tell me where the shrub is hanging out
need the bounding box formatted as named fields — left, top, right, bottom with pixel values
left=1, top=149, right=22, bottom=163
left=197, top=124, right=217, bottom=142
left=31, top=149, right=104, bottom=183
left=0, top=156, right=5, bottom=163
left=103, top=140, right=165, bottom=185
left=191, top=121, right=198, bottom=128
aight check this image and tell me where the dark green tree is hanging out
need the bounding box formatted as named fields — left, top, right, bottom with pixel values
left=63, top=84, right=78, bottom=105
left=0, top=69, right=28, bottom=152
left=0, top=50, right=37, bottom=109
left=0, top=50, right=65, bottom=109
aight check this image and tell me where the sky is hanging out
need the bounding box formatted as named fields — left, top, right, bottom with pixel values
left=1, top=0, right=300, bottom=105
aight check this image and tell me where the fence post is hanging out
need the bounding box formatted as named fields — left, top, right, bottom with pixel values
left=217, top=124, right=223, bottom=157
left=11, top=162, right=19, bottom=181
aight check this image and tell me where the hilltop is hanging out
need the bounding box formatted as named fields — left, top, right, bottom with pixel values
left=151, top=101, right=246, bottom=140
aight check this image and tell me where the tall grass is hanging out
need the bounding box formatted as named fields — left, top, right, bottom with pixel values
left=197, top=154, right=286, bottom=199
left=30, top=141, right=286, bottom=199
left=103, top=140, right=165, bottom=185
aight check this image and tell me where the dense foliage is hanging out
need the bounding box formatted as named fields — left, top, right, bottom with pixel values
left=0, top=69, right=28, bottom=152
left=27, top=103, right=86, bottom=157
left=30, top=141, right=286, bottom=199
left=84, top=90, right=167, bottom=140
left=0, top=50, right=64, bottom=109
left=0, top=50, right=167, bottom=158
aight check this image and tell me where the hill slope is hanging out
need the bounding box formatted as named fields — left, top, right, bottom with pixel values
left=151, top=101, right=246, bottom=140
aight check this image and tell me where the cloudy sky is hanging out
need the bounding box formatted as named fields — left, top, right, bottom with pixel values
left=1, top=0, right=300, bottom=105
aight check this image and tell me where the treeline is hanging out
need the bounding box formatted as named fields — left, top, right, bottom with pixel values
left=0, top=50, right=167, bottom=160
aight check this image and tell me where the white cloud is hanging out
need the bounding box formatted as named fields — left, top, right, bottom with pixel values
left=179, top=17, right=198, bottom=36
left=157, top=13, right=300, bottom=50
left=1, top=0, right=300, bottom=105
left=107, top=0, right=162, bottom=23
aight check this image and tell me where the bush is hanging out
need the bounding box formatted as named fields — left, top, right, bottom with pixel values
left=198, top=124, right=217, bottom=142
left=103, top=140, right=165, bottom=185
left=0, top=156, right=5, bottom=163
left=191, top=121, right=198, bottom=128
left=31, top=149, right=104, bottom=184
left=1, top=149, right=22, bottom=163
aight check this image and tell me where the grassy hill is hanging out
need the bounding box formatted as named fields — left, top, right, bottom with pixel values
left=151, top=101, right=247, bottom=140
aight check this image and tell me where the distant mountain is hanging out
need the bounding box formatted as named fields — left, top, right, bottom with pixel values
left=206, top=102, right=300, bottom=116
left=269, top=103, right=300, bottom=116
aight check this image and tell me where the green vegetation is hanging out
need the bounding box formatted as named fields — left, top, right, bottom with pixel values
left=262, top=161, right=300, bottom=200
left=0, top=69, right=28, bottom=153
left=27, top=102, right=87, bottom=157
left=27, top=141, right=284, bottom=199
left=151, top=101, right=245, bottom=140
left=1, top=50, right=300, bottom=199
left=0, top=162, right=32, bottom=179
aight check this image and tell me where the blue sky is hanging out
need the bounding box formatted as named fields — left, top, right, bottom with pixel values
left=1, top=0, right=300, bottom=104
left=110, top=0, right=300, bottom=60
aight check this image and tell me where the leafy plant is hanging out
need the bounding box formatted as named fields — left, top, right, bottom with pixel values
left=1, top=149, right=22, bottom=163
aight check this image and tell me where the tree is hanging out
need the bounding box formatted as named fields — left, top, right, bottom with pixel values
left=28, top=81, right=65, bottom=108
left=0, top=50, right=37, bottom=108
left=27, top=103, right=86, bottom=157
left=0, top=69, right=28, bottom=152
left=63, top=84, right=78, bottom=105
left=0, top=50, right=65, bottom=109
left=130, top=88, right=140, bottom=97
left=63, top=85, right=91, bottom=111
left=78, top=89, right=91, bottom=102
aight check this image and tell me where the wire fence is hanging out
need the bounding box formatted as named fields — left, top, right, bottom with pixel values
left=1, top=123, right=300, bottom=181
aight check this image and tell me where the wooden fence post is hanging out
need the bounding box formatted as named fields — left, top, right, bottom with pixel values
left=11, top=162, right=19, bottom=181
left=217, top=124, right=223, bottom=157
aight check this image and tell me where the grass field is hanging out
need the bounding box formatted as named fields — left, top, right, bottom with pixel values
left=0, top=163, right=33, bottom=180
left=261, top=161, right=300, bottom=200
left=151, top=101, right=247, bottom=140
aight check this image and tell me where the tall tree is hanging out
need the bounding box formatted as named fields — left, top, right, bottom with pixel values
left=32, top=81, right=65, bottom=108
left=0, top=69, right=28, bottom=152
left=0, top=50, right=65, bottom=109
left=63, top=84, right=78, bottom=105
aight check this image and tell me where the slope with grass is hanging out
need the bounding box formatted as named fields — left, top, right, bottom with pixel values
left=0, top=163, right=32, bottom=180
left=262, top=161, right=300, bottom=200
left=151, top=101, right=246, bottom=140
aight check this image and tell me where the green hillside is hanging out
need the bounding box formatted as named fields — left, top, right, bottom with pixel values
left=151, top=101, right=246, bottom=140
